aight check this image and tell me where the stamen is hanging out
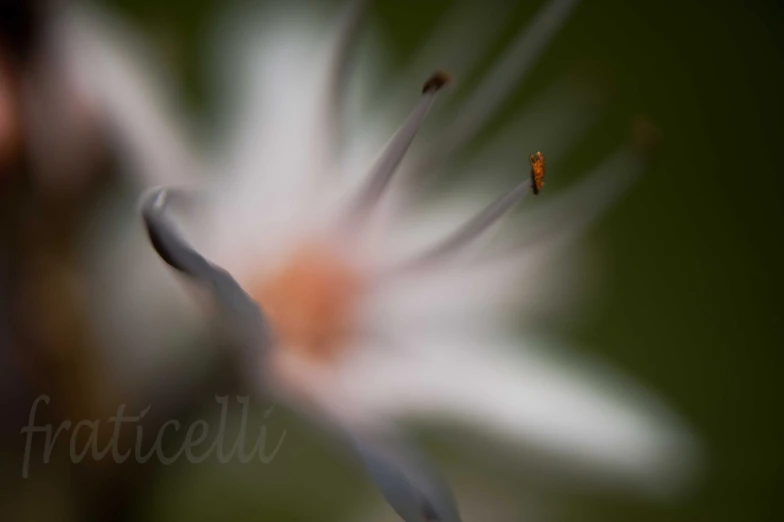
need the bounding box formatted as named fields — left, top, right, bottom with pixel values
left=323, top=0, right=369, bottom=161
left=419, top=0, right=579, bottom=173
left=400, top=160, right=539, bottom=268
left=369, top=2, right=514, bottom=138
left=506, top=138, right=649, bottom=255
left=347, top=71, right=451, bottom=220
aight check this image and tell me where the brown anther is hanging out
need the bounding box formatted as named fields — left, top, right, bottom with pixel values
left=422, top=70, right=452, bottom=93
left=529, top=151, right=545, bottom=195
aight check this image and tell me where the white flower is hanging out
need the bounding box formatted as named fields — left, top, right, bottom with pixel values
left=73, top=0, right=698, bottom=520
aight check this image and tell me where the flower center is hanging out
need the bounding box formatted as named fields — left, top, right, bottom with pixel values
left=249, top=243, right=363, bottom=361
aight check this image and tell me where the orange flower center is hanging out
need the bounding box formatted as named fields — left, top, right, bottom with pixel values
left=249, top=244, right=363, bottom=361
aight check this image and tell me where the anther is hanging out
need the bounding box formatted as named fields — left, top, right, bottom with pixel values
left=529, top=151, right=545, bottom=195
left=422, top=70, right=452, bottom=93
left=347, top=71, right=451, bottom=222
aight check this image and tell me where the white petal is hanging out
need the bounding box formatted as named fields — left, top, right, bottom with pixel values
left=61, top=3, right=202, bottom=187
left=208, top=6, right=339, bottom=249
left=343, top=334, right=699, bottom=496
left=366, top=221, right=589, bottom=338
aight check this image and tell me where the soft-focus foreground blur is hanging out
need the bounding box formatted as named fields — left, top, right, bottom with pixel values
left=1, top=0, right=782, bottom=521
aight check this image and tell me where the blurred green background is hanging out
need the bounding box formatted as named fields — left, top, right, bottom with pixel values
left=6, top=0, right=784, bottom=520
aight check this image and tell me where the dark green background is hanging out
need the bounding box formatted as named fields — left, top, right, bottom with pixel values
left=96, top=1, right=784, bottom=520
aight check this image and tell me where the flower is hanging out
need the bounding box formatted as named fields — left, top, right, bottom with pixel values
left=80, top=0, right=698, bottom=520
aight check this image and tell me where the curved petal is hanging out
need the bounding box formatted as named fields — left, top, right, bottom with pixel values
left=351, top=466, right=541, bottom=522
left=140, top=188, right=272, bottom=368
left=350, top=429, right=462, bottom=522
